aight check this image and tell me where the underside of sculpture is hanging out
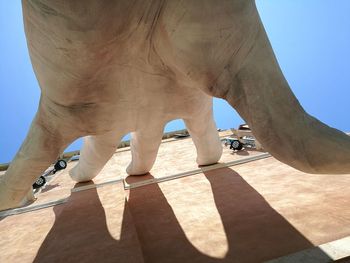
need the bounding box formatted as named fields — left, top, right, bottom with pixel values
left=0, top=0, right=349, bottom=211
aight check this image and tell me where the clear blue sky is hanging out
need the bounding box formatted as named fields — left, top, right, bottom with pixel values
left=0, top=1, right=349, bottom=163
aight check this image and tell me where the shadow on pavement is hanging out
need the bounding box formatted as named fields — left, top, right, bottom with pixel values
left=33, top=168, right=332, bottom=262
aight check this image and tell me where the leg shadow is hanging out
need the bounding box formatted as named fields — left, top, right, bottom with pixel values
left=127, top=170, right=332, bottom=263
left=204, top=167, right=332, bottom=262
left=33, top=183, right=143, bottom=263
left=127, top=173, right=213, bottom=263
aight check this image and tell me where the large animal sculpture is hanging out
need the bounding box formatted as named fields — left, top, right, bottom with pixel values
left=0, top=0, right=349, bottom=211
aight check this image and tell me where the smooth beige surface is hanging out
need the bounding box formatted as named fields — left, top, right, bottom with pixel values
left=1, top=136, right=350, bottom=263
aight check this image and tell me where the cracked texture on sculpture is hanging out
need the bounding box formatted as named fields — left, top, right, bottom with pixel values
left=0, top=0, right=349, bottom=211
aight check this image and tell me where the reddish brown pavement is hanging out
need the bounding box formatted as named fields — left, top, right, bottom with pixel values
left=1, top=133, right=350, bottom=262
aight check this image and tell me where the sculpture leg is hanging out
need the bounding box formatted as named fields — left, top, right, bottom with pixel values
left=126, top=124, right=165, bottom=175
left=0, top=112, right=75, bottom=211
left=211, top=15, right=350, bottom=174
left=184, top=109, right=223, bottom=166
left=70, top=131, right=123, bottom=183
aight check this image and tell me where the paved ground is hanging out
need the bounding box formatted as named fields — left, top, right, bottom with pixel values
left=1, top=131, right=350, bottom=263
